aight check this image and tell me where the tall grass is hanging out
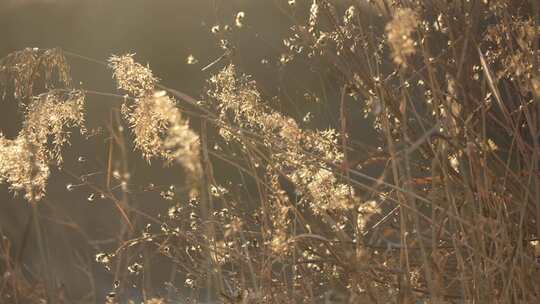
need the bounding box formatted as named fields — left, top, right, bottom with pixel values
left=1, top=0, right=540, bottom=303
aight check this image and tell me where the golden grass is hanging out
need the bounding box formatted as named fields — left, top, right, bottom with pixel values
left=1, top=0, right=540, bottom=303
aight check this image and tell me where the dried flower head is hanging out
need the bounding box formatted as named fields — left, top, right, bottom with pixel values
left=23, top=90, right=86, bottom=164
left=0, top=136, right=50, bottom=202
left=109, top=54, right=202, bottom=190
left=108, top=54, right=157, bottom=97
left=0, top=47, right=71, bottom=100
left=208, top=65, right=356, bottom=214
left=357, top=200, right=381, bottom=233
left=385, top=8, right=419, bottom=67
left=0, top=90, right=85, bottom=201
left=124, top=91, right=202, bottom=180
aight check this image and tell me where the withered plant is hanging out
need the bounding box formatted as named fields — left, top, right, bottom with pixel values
left=1, top=1, right=540, bottom=303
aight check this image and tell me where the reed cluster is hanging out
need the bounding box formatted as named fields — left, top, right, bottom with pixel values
left=1, top=1, right=539, bottom=303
